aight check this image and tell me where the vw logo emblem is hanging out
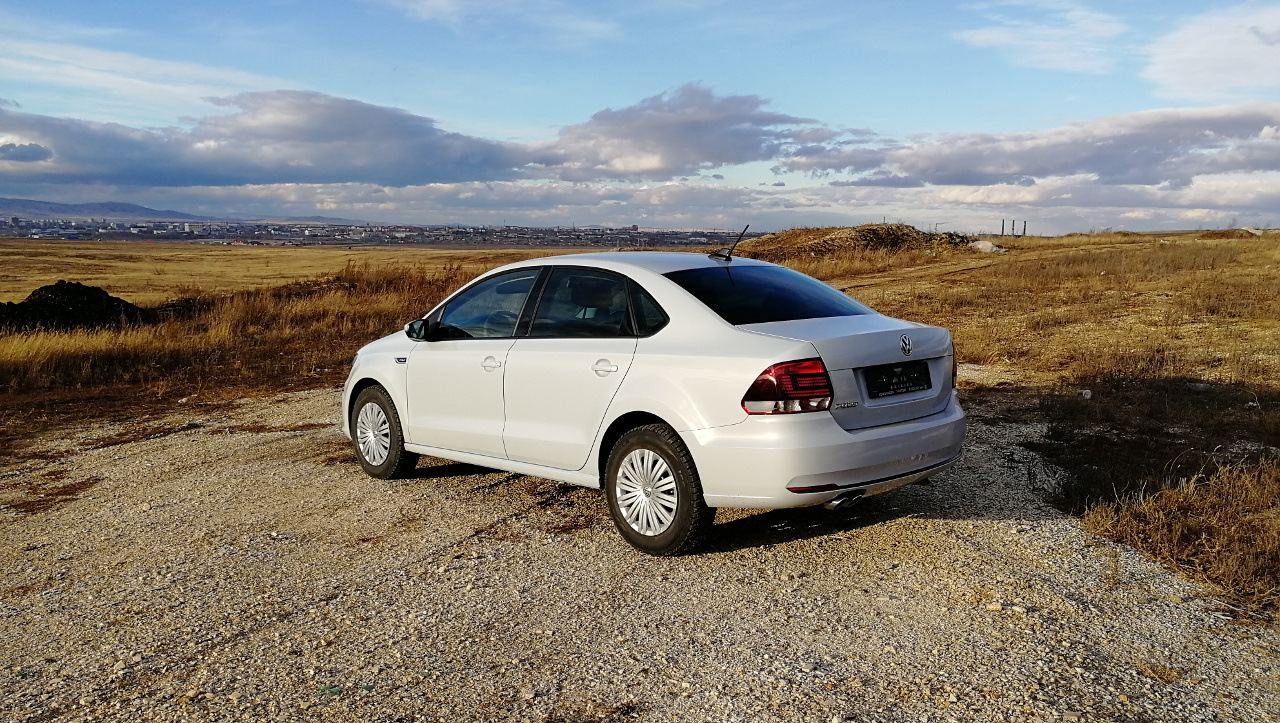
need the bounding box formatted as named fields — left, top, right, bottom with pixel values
left=900, top=334, right=912, bottom=356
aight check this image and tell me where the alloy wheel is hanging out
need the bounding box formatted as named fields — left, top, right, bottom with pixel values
left=356, top=401, right=391, bottom=466
left=614, top=448, right=679, bottom=535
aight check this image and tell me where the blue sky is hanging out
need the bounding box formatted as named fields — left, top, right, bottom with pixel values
left=1, top=1, right=1278, bottom=232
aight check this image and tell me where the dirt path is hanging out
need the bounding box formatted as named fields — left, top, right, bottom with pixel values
left=1, top=388, right=1276, bottom=722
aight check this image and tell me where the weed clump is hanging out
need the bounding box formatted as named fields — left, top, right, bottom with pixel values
left=1085, top=460, right=1280, bottom=611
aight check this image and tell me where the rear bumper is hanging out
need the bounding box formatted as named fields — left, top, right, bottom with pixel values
left=681, top=391, right=966, bottom=508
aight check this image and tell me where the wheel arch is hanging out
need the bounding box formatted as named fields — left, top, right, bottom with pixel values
left=347, top=376, right=391, bottom=430
left=596, top=411, right=671, bottom=484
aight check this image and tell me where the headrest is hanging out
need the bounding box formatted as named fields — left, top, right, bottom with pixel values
left=569, top=277, right=616, bottom=308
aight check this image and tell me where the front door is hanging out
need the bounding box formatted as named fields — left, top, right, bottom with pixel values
left=404, top=268, right=540, bottom=458
left=503, top=268, right=637, bottom=470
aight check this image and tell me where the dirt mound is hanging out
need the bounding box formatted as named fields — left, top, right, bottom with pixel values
left=736, top=224, right=975, bottom=262
left=1197, top=229, right=1258, bottom=239
left=0, top=280, right=147, bottom=332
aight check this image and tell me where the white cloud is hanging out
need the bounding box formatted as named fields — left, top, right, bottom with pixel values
left=782, top=103, right=1280, bottom=189
left=1142, top=5, right=1280, bottom=101
left=0, top=86, right=839, bottom=187
left=956, top=0, right=1127, bottom=73
left=3, top=86, right=1279, bottom=233
left=0, top=91, right=543, bottom=186
left=542, top=84, right=831, bottom=181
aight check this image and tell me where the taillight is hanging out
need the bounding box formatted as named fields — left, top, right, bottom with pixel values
left=742, top=359, right=834, bottom=415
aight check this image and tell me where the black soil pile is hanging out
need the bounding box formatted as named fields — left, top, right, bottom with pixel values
left=736, top=224, right=975, bottom=263
left=0, top=280, right=148, bottom=332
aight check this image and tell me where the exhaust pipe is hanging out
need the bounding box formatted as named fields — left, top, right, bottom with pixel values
left=823, top=490, right=865, bottom=510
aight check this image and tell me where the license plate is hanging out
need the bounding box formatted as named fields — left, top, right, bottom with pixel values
left=864, top=360, right=932, bottom=399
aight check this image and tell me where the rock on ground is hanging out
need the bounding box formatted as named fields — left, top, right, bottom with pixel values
left=1, top=388, right=1277, bottom=722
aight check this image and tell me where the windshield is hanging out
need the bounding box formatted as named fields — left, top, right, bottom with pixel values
left=664, top=265, right=873, bottom=325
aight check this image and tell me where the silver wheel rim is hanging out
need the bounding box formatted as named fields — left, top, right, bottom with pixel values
left=615, top=448, right=678, bottom=536
left=356, top=401, right=391, bottom=466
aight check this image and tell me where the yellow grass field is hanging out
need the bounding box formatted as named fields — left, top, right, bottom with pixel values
left=0, top=239, right=579, bottom=305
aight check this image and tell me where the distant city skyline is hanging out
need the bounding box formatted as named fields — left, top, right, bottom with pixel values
left=1, top=1, right=1278, bottom=233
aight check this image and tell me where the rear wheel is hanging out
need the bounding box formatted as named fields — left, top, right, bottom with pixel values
left=605, top=424, right=714, bottom=555
left=351, top=385, right=419, bottom=479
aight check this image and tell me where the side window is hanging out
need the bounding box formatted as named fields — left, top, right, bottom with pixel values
left=628, top=280, right=669, bottom=336
left=437, top=268, right=540, bottom=339
left=530, top=268, right=630, bottom=338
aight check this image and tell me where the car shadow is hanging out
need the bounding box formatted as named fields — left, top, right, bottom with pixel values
left=407, top=461, right=500, bottom=480
left=702, top=499, right=896, bottom=554
left=699, top=479, right=1012, bottom=554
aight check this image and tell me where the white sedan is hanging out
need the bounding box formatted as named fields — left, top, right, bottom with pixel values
left=341, top=251, right=965, bottom=555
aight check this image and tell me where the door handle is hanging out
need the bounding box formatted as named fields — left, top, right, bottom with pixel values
left=481, top=356, right=502, bottom=372
left=592, top=359, right=618, bottom=376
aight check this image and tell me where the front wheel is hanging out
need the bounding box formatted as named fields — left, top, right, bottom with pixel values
left=605, top=424, right=714, bottom=556
left=351, top=385, right=419, bottom=479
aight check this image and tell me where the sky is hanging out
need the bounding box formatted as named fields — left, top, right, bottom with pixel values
left=1, top=1, right=1279, bottom=233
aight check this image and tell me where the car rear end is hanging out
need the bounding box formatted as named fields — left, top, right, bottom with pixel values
left=655, top=259, right=965, bottom=508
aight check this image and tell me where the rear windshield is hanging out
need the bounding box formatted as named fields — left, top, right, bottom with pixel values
left=664, top=265, right=873, bottom=325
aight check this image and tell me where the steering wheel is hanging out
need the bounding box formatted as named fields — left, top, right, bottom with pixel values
left=482, top=309, right=518, bottom=337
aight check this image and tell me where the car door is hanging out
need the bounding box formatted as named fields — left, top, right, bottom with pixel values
left=404, top=268, right=541, bottom=458
left=502, top=267, right=637, bottom=471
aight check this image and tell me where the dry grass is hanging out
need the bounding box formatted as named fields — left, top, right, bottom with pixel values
left=0, top=260, right=491, bottom=457
left=1086, top=461, right=1280, bottom=610
left=0, top=262, right=475, bottom=394
left=0, top=238, right=573, bottom=305
left=738, top=224, right=977, bottom=279
left=853, top=236, right=1279, bottom=378
left=781, top=246, right=958, bottom=279
left=1134, top=661, right=1186, bottom=684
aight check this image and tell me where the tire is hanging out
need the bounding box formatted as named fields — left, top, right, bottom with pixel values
left=350, top=385, right=419, bottom=479
left=605, top=424, right=715, bottom=556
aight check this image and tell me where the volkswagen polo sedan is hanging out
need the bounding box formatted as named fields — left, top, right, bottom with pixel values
left=341, top=251, right=965, bottom=555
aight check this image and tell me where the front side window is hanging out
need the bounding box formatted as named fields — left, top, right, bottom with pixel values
left=664, top=265, right=872, bottom=325
left=436, top=268, right=540, bottom=339
left=530, top=268, right=630, bottom=338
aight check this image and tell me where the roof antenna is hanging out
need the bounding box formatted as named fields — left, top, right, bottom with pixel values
left=709, top=224, right=750, bottom=262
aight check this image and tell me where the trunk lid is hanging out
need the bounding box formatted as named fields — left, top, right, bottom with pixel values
left=741, top=314, right=954, bottom=430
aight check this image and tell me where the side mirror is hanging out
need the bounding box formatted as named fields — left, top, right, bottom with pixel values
left=404, top=318, right=432, bottom=341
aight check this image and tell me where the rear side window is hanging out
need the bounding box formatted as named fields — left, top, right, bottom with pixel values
left=530, top=268, right=630, bottom=338
left=665, top=265, right=872, bottom=325
left=628, top=280, right=668, bottom=336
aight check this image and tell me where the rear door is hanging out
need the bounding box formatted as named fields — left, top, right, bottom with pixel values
left=404, top=268, right=541, bottom=458
left=502, top=267, right=637, bottom=471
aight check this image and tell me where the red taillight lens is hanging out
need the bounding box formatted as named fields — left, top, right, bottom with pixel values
left=742, top=359, right=834, bottom=415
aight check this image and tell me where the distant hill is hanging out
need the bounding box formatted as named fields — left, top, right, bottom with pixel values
left=0, top=197, right=367, bottom=225
left=0, top=197, right=210, bottom=221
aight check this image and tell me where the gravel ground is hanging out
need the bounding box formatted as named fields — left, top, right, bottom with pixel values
left=1, top=387, right=1277, bottom=722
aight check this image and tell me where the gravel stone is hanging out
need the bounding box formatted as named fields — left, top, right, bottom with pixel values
left=0, top=388, right=1277, bottom=722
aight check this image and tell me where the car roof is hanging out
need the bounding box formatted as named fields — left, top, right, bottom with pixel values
left=511, top=251, right=774, bottom=275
